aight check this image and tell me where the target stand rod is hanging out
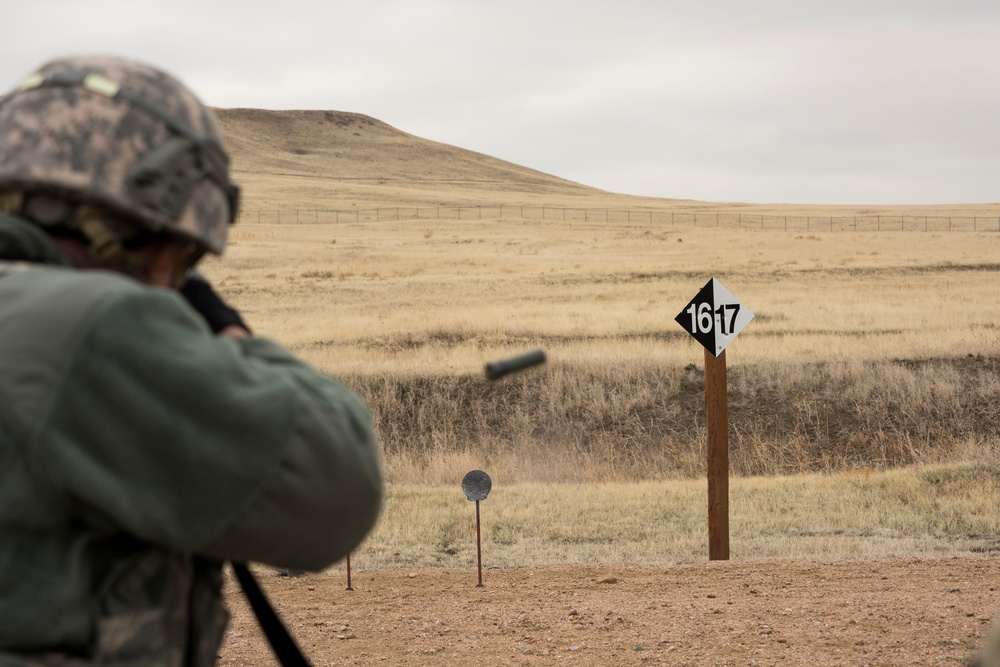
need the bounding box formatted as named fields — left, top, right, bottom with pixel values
left=475, top=500, right=484, bottom=587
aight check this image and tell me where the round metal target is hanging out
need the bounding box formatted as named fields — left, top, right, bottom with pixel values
left=461, top=470, right=492, bottom=501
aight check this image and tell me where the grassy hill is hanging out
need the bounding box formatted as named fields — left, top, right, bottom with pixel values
left=214, top=108, right=632, bottom=210
left=214, top=108, right=997, bottom=218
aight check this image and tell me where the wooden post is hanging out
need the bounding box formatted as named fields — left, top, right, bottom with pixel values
left=704, top=348, right=730, bottom=560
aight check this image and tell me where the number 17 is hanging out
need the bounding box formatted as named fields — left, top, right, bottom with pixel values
left=715, top=303, right=740, bottom=335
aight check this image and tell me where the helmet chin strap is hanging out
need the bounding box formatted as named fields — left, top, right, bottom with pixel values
left=76, top=212, right=148, bottom=280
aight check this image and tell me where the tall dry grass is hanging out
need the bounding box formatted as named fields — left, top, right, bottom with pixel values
left=347, top=355, right=1000, bottom=484
left=201, top=217, right=1000, bottom=484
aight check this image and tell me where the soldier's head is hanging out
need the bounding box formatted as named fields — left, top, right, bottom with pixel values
left=0, top=54, right=239, bottom=286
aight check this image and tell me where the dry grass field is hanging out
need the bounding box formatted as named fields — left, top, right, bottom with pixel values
left=211, top=109, right=1000, bottom=665
left=208, top=105, right=1000, bottom=494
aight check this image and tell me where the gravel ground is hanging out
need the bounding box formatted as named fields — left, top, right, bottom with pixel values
left=219, top=556, right=1000, bottom=666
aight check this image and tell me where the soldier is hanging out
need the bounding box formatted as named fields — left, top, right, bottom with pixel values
left=975, top=621, right=1000, bottom=667
left=0, top=55, right=383, bottom=665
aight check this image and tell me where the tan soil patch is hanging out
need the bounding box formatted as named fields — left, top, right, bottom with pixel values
left=219, top=557, right=999, bottom=666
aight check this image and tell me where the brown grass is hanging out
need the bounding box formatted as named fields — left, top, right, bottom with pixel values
left=203, top=217, right=1000, bottom=484
left=209, top=108, right=1000, bottom=485
left=352, top=463, right=1000, bottom=569
left=206, top=108, right=1000, bottom=567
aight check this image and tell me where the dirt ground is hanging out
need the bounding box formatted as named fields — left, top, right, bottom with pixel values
left=218, top=557, right=1000, bottom=667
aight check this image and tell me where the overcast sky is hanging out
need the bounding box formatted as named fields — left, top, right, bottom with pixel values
left=4, top=1, right=999, bottom=205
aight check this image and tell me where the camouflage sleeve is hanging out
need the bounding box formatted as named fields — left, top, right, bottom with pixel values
left=196, top=337, right=385, bottom=570
left=38, top=286, right=383, bottom=571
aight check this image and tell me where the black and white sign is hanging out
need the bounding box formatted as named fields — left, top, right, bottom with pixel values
left=675, top=277, right=754, bottom=356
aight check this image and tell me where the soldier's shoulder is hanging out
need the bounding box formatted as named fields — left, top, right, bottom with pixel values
left=0, top=264, right=169, bottom=334
left=4, top=263, right=148, bottom=299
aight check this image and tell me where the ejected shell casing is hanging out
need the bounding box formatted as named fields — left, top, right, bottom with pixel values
left=484, top=349, right=546, bottom=380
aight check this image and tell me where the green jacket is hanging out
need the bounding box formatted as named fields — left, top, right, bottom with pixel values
left=0, top=215, right=383, bottom=664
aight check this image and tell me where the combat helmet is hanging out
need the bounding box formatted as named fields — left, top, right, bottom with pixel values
left=0, top=54, right=239, bottom=265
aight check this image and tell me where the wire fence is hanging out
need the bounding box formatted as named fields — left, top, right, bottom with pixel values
left=237, top=205, right=1000, bottom=232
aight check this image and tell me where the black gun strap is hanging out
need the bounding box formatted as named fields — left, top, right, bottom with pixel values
left=231, top=562, right=312, bottom=667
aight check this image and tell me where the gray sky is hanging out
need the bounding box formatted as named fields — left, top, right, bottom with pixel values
left=4, top=1, right=1000, bottom=205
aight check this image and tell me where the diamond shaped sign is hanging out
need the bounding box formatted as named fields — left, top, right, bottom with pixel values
left=675, top=277, right=754, bottom=356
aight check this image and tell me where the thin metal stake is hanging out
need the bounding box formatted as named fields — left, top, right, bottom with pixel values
left=475, top=500, right=484, bottom=587
left=346, top=553, right=353, bottom=591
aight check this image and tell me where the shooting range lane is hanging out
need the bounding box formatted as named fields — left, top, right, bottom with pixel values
left=219, top=557, right=1000, bottom=666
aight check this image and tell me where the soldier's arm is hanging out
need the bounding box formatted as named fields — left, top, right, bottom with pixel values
left=38, top=286, right=383, bottom=571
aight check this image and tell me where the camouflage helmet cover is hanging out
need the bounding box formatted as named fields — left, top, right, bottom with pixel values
left=0, top=55, right=239, bottom=254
